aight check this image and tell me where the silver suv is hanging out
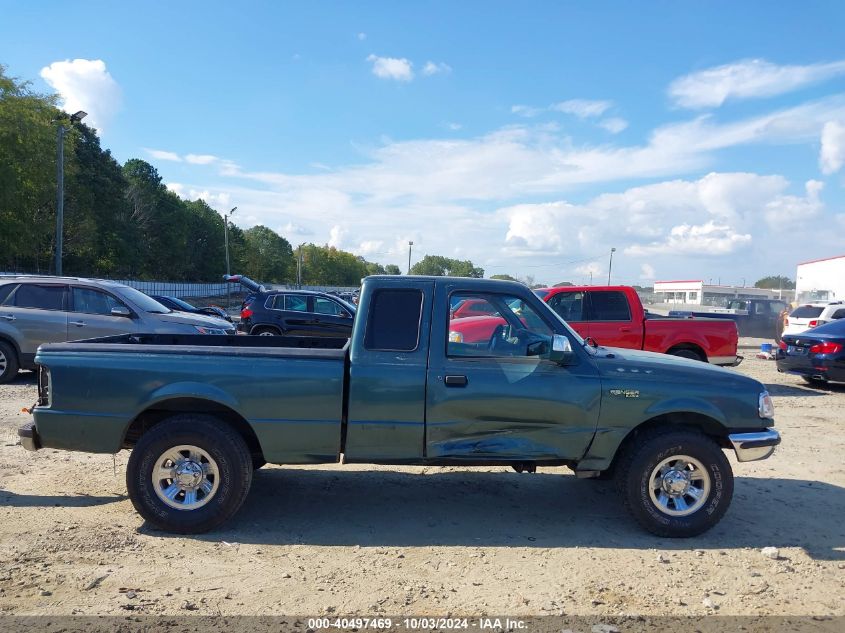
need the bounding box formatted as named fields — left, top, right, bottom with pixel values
left=0, top=276, right=235, bottom=383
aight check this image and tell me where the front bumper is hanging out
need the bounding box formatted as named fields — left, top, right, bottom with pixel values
left=728, top=428, right=780, bottom=462
left=18, top=421, right=40, bottom=452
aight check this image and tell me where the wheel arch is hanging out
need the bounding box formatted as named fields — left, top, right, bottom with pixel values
left=122, top=397, right=264, bottom=463
left=580, top=410, right=730, bottom=475
left=665, top=342, right=707, bottom=361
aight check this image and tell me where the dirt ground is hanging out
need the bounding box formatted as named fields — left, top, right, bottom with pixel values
left=1, top=340, right=843, bottom=617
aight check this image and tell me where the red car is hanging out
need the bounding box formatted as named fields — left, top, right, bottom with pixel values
left=449, top=285, right=740, bottom=366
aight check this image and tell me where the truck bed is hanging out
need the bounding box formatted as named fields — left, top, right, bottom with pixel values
left=33, top=334, right=349, bottom=463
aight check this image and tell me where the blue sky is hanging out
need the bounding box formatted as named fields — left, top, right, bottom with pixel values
left=2, top=1, right=845, bottom=285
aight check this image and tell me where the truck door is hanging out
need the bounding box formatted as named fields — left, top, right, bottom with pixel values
left=584, top=290, right=642, bottom=348
left=425, top=284, right=601, bottom=461
left=344, top=280, right=434, bottom=461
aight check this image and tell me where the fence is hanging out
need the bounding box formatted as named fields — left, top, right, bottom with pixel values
left=0, top=272, right=235, bottom=299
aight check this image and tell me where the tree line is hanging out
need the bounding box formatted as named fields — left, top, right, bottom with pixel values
left=1, top=64, right=487, bottom=286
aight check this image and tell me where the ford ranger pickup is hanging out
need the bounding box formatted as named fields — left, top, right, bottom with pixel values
left=20, top=276, right=780, bottom=537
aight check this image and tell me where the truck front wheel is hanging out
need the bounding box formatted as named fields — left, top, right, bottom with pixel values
left=126, top=414, right=253, bottom=534
left=616, top=430, right=733, bottom=537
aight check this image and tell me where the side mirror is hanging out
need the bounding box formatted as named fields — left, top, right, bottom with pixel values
left=111, top=306, right=132, bottom=317
left=548, top=334, right=576, bottom=364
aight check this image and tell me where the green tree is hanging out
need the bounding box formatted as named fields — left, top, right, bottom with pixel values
left=384, top=264, right=401, bottom=275
left=490, top=274, right=518, bottom=281
left=0, top=65, right=61, bottom=272
left=755, top=275, right=795, bottom=290
left=410, top=255, right=484, bottom=278
left=241, top=225, right=295, bottom=283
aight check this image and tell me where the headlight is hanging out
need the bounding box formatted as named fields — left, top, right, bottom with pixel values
left=448, top=331, right=464, bottom=343
left=758, top=391, right=774, bottom=419
left=194, top=325, right=227, bottom=335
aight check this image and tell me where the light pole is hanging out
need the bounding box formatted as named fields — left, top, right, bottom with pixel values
left=54, top=110, right=87, bottom=275
left=607, top=247, right=616, bottom=285
left=407, top=241, right=414, bottom=274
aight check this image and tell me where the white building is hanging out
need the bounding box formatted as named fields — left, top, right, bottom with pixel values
left=653, top=280, right=782, bottom=306
left=795, top=255, right=845, bottom=303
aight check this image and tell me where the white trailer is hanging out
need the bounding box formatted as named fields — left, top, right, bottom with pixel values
left=795, top=255, right=845, bottom=303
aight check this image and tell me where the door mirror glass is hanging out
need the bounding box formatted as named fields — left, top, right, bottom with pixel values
left=548, top=334, right=576, bottom=364
left=110, top=306, right=132, bottom=317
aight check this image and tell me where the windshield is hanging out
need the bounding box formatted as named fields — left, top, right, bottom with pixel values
left=334, top=296, right=357, bottom=314
left=166, top=296, right=196, bottom=311
left=114, top=286, right=171, bottom=313
left=533, top=289, right=550, bottom=300
left=790, top=305, right=824, bottom=318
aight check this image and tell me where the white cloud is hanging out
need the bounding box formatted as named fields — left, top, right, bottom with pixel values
left=511, top=105, right=543, bottom=118
left=328, top=224, right=347, bottom=248
left=367, top=54, right=414, bottom=81
left=640, top=263, right=656, bottom=280
left=40, top=58, right=121, bottom=131
left=669, top=58, right=845, bottom=109
left=626, top=222, right=752, bottom=257
left=185, top=154, right=219, bottom=165
left=550, top=99, right=612, bottom=118
left=820, top=121, right=845, bottom=174
left=446, top=122, right=463, bottom=131
left=145, top=148, right=181, bottom=162
left=422, top=61, right=452, bottom=76
left=282, top=221, right=313, bottom=236
left=166, top=182, right=231, bottom=210
left=598, top=117, right=628, bottom=133
left=357, top=32, right=367, bottom=41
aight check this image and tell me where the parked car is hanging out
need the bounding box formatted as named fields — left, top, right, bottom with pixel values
left=777, top=318, right=845, bottom=386
left=239, top=289, right=356, bottom=337
left=452, top=285, right=741, bottom=365
left=668, top=298, right=789, bottom=339
left=149, top=295, right=233, bottom=323
left=0, top=276, right=236, bottom=383
left=782, top=301, right=845, bottom=337
left=21, top=275, right=779, bottom=537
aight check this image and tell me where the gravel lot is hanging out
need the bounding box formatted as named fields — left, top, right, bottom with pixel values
left=1, top=341, right=843, bottom=617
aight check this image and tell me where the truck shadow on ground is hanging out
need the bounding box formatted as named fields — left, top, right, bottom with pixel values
left=0, top=489, right=125, bottom=507
left=763, top=382, right=835, bottom=397
left=166, top=469, right=845, bottom=560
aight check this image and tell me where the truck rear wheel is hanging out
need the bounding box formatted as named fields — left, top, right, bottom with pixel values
left=615, top=429, right=733, bottom=537
left=668, top=347, right=705, bottom=362
left=126, top=414, right=253, bottom=534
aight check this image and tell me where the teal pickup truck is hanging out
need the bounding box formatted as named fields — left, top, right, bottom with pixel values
left=20, top=276, right=780, bottom=537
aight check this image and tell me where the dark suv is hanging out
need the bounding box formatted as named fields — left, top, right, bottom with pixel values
left=240, top=290, right=356, bottom=337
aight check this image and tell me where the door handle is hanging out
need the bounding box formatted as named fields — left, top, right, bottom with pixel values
left=445, top=375, right=468, bottom=387
left=619, top=326, right=632, bottom=332
left=70, top=320, right=86, bottom=327
left=1, top=314, right=15, bottom=321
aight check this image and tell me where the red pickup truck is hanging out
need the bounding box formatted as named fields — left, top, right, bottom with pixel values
left=449, top=285, right=740, bottom=366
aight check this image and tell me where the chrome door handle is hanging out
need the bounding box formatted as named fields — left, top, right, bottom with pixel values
left=1, top=315, right=15, bottom=321
left=70, top=320, right=86, bottom=327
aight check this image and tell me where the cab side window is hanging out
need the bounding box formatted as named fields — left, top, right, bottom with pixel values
left=364, top=289, right=423, bottom=351
left=447, top=292, right=553, bottom=358
left=72, top=287, right=123, bottom=315
left=0, top=284, right=17, bottom=306
left=546, top=291, right=585, bottom=322
left=11, top=284, right=66, bottom=310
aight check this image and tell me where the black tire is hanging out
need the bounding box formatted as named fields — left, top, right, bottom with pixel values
left=615, top=429, right=733, bottom=537
left=126, top=414, right=253, bottom=534
left=668, top=348, right=705, bottom=362
left=801, top=376, right=828, bottom=388
left=252, top=326, right=279, bottom=336
left=0, top=340, right=20, bottom=384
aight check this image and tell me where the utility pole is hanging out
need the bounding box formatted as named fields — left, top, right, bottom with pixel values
left=224, top=207, right=237, bottom=308
left=297, top=245, right=304, bottom=288
left=607, top=247, right=616, bottom=285
left=54, top=110, right=87, bottom=276
left=407, top=241, right=414, bottom=274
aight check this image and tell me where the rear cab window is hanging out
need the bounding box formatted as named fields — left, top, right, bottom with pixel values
left=364, top=289, right=423, bottom=351
left=587, top=291, right=631, bottom=321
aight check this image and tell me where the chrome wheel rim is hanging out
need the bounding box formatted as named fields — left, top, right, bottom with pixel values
left=0, top=349, right=6, bottom=373
left=258, top=330, right=275, bottom=336
left=152, top=445, right=219, bottom=511
left=648, top=454, right=711, bottom=517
